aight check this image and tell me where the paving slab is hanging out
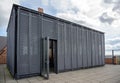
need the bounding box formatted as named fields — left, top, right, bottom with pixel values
left=6, top=80, right=17, bottom=83
left=1, top=64, right=120, bottom=83
left=17, top=79, right=30, bottom=83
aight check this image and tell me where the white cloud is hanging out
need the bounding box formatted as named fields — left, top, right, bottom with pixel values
left=0, top=0, right=120, bottom=54
left=106, top=36, right=120, bottom=54
left=4, top=0, right=120, bottom=54
left=111, top=20, right=120, bottom=27
left=40, top=0, right=120, bottom=54
left=0, top=0, right=20, bottom=28
left=48, top=0, right=107, bottom=31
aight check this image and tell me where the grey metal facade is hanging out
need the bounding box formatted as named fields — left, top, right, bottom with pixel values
left=7, top=4, right=105, bottom=79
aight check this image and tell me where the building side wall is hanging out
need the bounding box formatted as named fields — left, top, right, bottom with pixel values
left=7, top=8, right=15, bottom=76
left=57, top=22, right=104, bottom=72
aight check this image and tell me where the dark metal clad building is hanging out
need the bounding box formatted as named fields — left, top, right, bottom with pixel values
left=7, top=4, right=105, bottom=79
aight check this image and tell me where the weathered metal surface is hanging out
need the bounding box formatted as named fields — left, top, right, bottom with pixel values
left=7, top=4, right=105, bottom=78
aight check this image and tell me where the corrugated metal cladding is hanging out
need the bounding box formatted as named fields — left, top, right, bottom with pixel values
left=7, top=7, right=15, bottom=76
left=7, top=4, right=105, bottom=79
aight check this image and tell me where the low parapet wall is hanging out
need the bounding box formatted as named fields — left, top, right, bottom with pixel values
left=105, top=56, right=117, bottom=64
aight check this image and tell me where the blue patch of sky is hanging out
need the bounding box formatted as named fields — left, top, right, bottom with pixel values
left=0, top=27, right=7, bottom=36
left=20, top=0, right=57, bottom=15
left=0, top=0, right=57, bottom=36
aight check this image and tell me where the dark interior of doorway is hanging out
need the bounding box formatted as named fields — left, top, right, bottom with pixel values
left=49, top=39, right=57, bottom=73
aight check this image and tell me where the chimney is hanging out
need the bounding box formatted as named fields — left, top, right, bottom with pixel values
left=38, top=8, right=44, bottom=13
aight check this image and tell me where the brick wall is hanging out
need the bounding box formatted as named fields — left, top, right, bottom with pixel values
left=105, top=56, right=117, bottom=64
left=0, top=47, right=7, bottom=64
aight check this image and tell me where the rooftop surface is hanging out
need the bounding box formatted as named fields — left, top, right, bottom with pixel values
left=0, top=64, right=120, bottom=83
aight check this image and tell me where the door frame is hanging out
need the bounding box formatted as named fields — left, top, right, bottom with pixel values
left=41, top=37, right=58, bottom=79
left=41, top=37, right=49, bottom=79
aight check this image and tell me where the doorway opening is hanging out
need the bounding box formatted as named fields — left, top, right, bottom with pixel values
left=49, top=39, right=57, bottom=73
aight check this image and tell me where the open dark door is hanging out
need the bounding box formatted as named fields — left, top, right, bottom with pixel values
left=49, top=39, right=57, bottom=73
left=41, top=37, right=49, bottom=79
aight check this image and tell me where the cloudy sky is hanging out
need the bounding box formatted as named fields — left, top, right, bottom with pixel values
left=0, top=0, right=120, bottom=55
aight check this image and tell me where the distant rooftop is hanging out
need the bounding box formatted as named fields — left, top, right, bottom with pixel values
left=105, top=55, right=120, bottom=58
left=0, top=36, right=7, bottom=51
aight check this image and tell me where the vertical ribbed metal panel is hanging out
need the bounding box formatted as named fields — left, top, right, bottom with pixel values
left=58, top=22, right=65, bottom=71
left=7, top=8, right=15, bottom=76
left=102, top=34, right=105, bottom=65
left=77, top=27, right=83, bottom=68
left=86, top=29, right=88, bottom=67
left=70, top=25, right=73, bottom=70
left=42, top=17, right=57, bottom=39
left=95, top=32, right=99, bottom=66
left=86, top=29, right=89, bottom=67
left=64, top=23, right=71, bottom=70
left=81, top=28, right=84, bottom=67
left=91, top=31, right=95, bottom=66
left=75, top=26, right=78, bottom=69
left=87, top=29, right=92, bottom=67
left=98, top=33, right=102, bottom=65
left=29, top=13, right=40, bottom=73
left=100, top=34, right=102, bottom=65
left=85, top=29, right=88, bottom=67
left=76, top=27, right=78, bottom=68
left=64, top=23, right=67, bottom=70
left=97, top=33, right=99, bottom=65
left=98, top=33, right=100, bottom=66
left=71, top=25, right=74, bottom=69
left=62, top=23, right=66, bottom=70
left=97, top=32, right=100, bottom=66
left=94, top=31, right=97, bottom=66
left=68, top=24, right=72, bottom=70
left=82, top=28, right=87, bottom=68
left=90, top=31, right=93, bottom=67
left=39, top=14, right=43, bottom=73
left=94, top=32, right=97, bottom=66
left=97, top=33, right=100, bottom=66
left=94, top=31, right=96, bottom=66
left=17, top=10, right=41, bottom=76
left=101, top=34, right=105, bottom=65
left=16, top=7, right=20, bottom=77
left=18, top=10, right=29, bottom=75
left=72, top=25, right=77, bottom=69
left=90, top=31, right=92, bottom=67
